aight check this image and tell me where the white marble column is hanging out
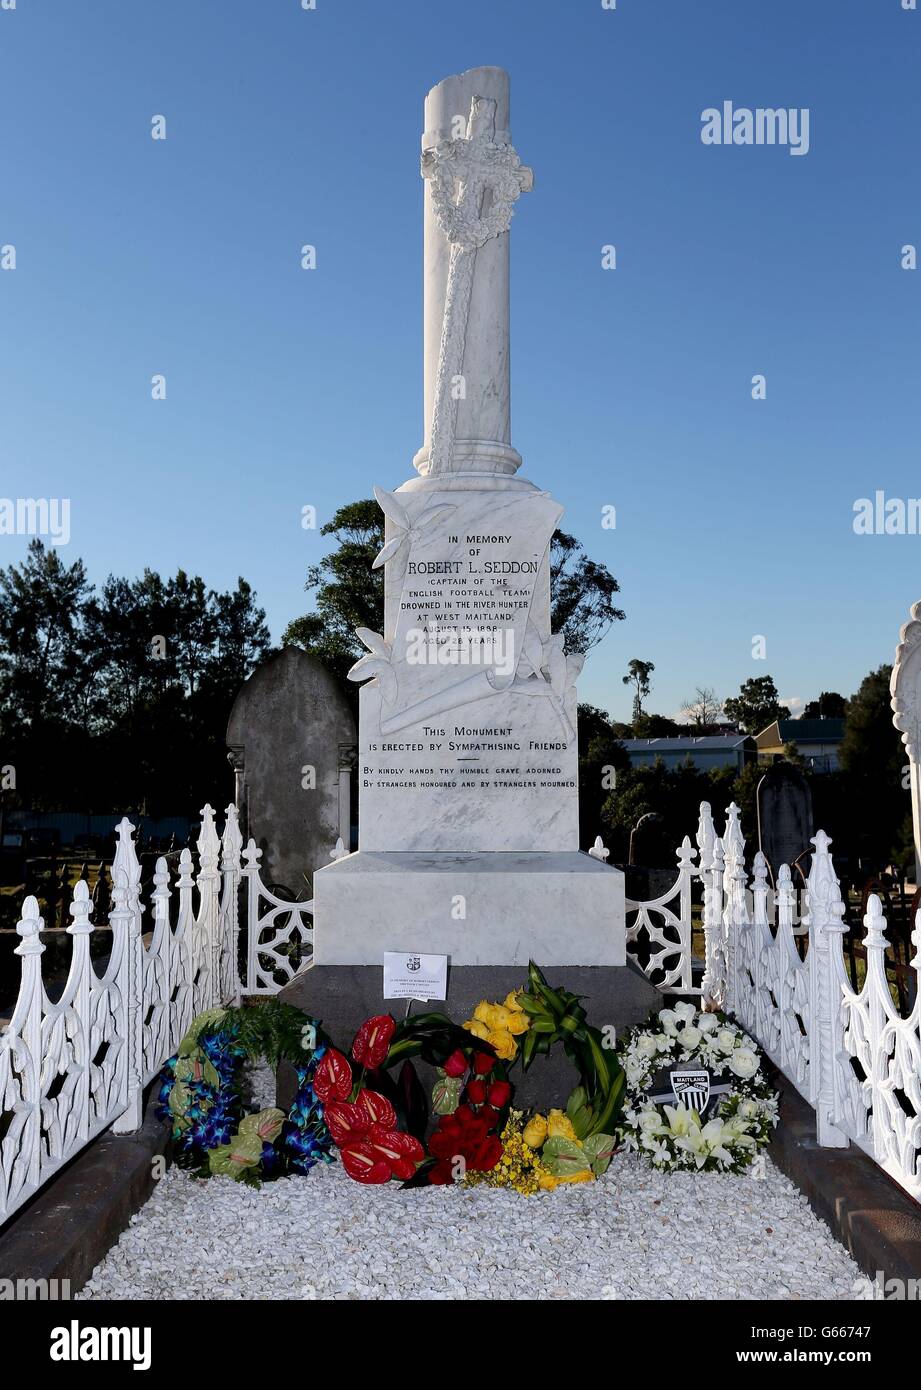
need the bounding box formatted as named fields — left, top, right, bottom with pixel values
left=413, top=67, right=529, bottom=478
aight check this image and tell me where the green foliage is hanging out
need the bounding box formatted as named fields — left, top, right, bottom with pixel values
left=722, top=675, right=789, bottom=735
left=282, top=499, right=385, bottom=692
left=0, top=540, right=271, bottom=815
left=622, top=658, right=654, bottom=724
left=518, top=961, right=625, bottom=1136
left=230, top=998, right=320, bottom=1071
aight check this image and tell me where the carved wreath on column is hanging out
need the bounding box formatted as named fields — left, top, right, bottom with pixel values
left=422, top=131, right=533, bottom=251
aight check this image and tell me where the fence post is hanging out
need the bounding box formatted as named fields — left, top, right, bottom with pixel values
left=862, top=895, right=891, bottom=1166
left=11, top=896, right=45, bottom=1197
left=702, top=834, right=725, bottom=1006
left=774, top=863, right=797, bottom=1075
left=196, top=805, right=221, bottom=1009
left=721, top=803, right=748, bottom=1018
left=112, top=817, right=144, bottom=1135
left=67, top=880, right=95, bottom=1146
left=738, top=850, right=768, bottom=1037
left=221, top=803, right=244, bottom=1005
left=805, top=830, right=849, bottom=1147
left=242, top=839, right=262, bottom=995
left=676, top=836, right=696, bottom=991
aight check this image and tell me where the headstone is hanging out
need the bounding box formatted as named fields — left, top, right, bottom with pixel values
left=757, top=761, right=813, bottom=879
left=283, top=68, right=656, bottom=1074
left=891, top=600, right=921, bottom=885
left=226, top=647, right=356, bottom=895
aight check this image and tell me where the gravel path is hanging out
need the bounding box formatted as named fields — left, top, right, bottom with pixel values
left=78, top=1152, right=863, bottom=1301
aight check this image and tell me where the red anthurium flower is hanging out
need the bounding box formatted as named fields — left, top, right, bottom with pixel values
left=356, top=1088, right=397, bottom=1131
left=466, top=1079, right=487, bottom=1104
left=314, top=1048, right=353, bottom=1104
left=366, top=1124, right=425, bottom=1181
left=443, top=1048, right=468, bottom=1078
left=487, top=1080, right=512, bottom=1108
left=323, top=1099, right=370, bottom=1148
left=340, top=1141, right=391, bottom=1184
left=351, top=1015, right=397, bottom=1069
left=473, top=1052, right=495, bottom=1076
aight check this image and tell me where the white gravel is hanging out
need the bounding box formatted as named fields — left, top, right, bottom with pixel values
left=78, top=1152, right=863, bottom=1301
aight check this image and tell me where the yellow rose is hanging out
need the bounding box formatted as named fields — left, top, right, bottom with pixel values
left=473, top=1001, right=497, bottom=1027
left=505, top=1011, right=530, bottom=1036
left=504, top=990, right=525, bottom=1013
left=537, top=1170, right=558, bottom=1191
left=547, top=1109, right=580, bottom=1144
left=523, top=1114, right=548, bottom=1149
left=489, top=1005, right=512, bottom=1030
left=488, top=1029, right=517, bottom=1061
left=556, top=1168, right=595, bottom=1186
left=464, top=1019, right=491, bottom=1041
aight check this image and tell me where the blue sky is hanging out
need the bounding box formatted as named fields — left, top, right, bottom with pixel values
left=1, top=0, right=919, bottom=723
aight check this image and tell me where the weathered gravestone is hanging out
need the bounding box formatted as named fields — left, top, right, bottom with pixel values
left=226, top=646, right=356, bottom=895
left=757, top=760, right=813, bottom=880
left=279, top=68, right=659, bottom=1101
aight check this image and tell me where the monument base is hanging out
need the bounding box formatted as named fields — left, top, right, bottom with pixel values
left=277, top=962, right=661, bottom=1115
left=312, top=849, right=626, bottom=966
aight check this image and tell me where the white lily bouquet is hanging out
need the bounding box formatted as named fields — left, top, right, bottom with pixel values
left=616, top=1003, right=778, bottom=1175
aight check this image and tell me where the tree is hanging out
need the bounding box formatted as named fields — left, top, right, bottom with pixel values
left=283, top=500, right=626, bottom=692
left=723, top=675, right=789, bottom=735
left=631, top=711, right=681, bottom=737
left=622, top=659, right=654, bottom=725
left=0, top=541, right=271, bottom=817
left=803, top=691, right=847, bottom=720
left=0, top=539, right=91, bottom=730
left=549, top=531, right=625, bottom=655
left=577, top=703, right=630, bottom=846
left=283, top=499, right=384, bottom=688
left=681, top=686, right=723, bottom=733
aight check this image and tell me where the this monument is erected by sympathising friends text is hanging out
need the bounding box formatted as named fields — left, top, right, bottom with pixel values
left=312, top=68, right=629, bottom=975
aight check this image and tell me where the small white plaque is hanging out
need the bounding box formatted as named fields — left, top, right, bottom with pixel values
left=383, top=951, right=448, bottom=1002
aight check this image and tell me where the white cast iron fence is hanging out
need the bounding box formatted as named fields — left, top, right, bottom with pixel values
left=618, top=798, right=920, bottom=1200
left=3, top=792, right=919, bottom=1221
left=0, top=799, right=323, bottom=1226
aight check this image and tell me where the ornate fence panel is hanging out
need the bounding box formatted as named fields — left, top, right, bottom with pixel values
left=624, top=836, right=700, bottom=994
left=0, top=805, right=242, bottom=1226
left=241, top=840, right=315, bottom=994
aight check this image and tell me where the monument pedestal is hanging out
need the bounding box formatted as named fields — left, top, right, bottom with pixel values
left=314, top=848, right=625, bottom=965
left=279, top=954, right=659, bottom=1116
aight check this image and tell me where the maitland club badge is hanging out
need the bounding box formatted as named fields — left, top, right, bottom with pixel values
left=669, top=1068, right=711, bottom=1114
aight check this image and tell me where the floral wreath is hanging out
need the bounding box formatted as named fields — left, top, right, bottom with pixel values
left=157, top=999, right=335, bottom=1184
left=615, top=1002, right=778, bottom=1174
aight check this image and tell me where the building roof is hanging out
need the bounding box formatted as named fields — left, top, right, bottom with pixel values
left=622, top=735, right=754, bottom=752
left=756, top=717, right=845, bottom=748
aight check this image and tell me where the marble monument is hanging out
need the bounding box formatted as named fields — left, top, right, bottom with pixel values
left=312, top=67, right=626, bottom=970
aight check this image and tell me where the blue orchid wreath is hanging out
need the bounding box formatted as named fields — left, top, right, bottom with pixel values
left=157, top=1001, right=335, bottom=1185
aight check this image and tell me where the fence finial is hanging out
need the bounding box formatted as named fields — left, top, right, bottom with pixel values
left=67, top=879, right=94, bottom=936
left=588, top=835, right=609, bottom=861
left=197, top=804, right=220, bottom=872
left=862, top=893, right=888, bottom=951
left=14, top=895, right=44, bottom=956
left=696, top=801, right=715, bottom=869
left=221, top=803, right=243, bottom=870
left=112, top=817, right=140, bottom=895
